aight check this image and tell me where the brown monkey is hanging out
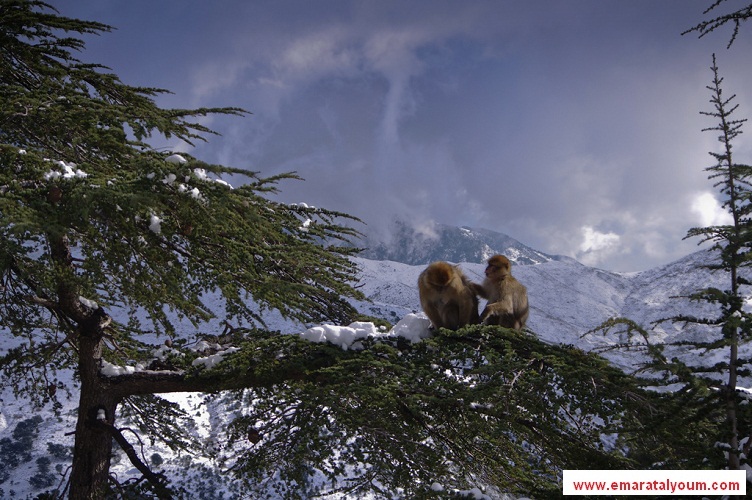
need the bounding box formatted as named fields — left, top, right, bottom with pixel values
left=474, top=255, right=528, bottom=330
left=418, top=261, right=479, bottom=330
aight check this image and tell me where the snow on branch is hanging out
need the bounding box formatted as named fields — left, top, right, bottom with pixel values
left=298, top=313, right=431, bottom=350
left=98, top=314, right=434, bottom=398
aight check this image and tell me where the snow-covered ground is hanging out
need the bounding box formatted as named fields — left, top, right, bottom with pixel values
left=352, top=248, right=742, bottom=377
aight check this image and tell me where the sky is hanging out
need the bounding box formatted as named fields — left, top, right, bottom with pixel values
left=49, top=0, right=752, bottom=272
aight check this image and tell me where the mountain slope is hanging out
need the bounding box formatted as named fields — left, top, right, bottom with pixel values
left=359, top=221, right=557, bottom=266
left=352, top=246, right=740, bottom=374
left=354, top=255, right=630, bottom=345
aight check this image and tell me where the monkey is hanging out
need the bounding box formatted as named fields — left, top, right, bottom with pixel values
left=473, top=255, right=529, bottom=330
left=418, top=261, right=479, bottom=330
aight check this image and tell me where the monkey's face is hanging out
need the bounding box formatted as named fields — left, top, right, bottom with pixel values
left=426, top=263, right=453, bottom=288
left=485, top=256, right=510, bottom=279
left=484, top=264, right=499, bottom=278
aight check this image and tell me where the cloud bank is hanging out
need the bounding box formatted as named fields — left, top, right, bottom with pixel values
left=54, top=0, right=752, bottom=271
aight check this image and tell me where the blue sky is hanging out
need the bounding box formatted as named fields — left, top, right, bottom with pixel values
left=51, top=0, right=752, bottom=272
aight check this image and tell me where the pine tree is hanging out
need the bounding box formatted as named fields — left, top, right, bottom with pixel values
left=0, top=1, right=362, bottom=497
left=597, top=55, right=752, bottom=473
left=680, top=53, right=752, bottom=470
left=683, top=0, right=752, bottom=48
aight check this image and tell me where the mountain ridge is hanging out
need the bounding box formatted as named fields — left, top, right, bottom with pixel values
left=358, top=221, right=563, bottom=266
left=352, top=245, right=741, bottom=375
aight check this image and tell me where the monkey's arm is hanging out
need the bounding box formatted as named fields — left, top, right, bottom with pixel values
left=480, top=300, right=514, bottom=324
left=468, top=282, right=488, bottom=299
left=422, top=303, right=444, bottom=330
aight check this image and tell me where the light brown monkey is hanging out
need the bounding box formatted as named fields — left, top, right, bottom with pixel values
left=474, top=255, right=529, bottom=330
left=418, top=261, right=479, bottom=330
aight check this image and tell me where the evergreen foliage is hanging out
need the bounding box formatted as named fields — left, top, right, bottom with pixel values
left=0, top=0, right=362, bottom=393
left=160, top=325, right=673, bottom=499
left=0, top=1, right=362, bottom=497
left=597, top=55, right=752, bottom=473
left=683, top=54, right=752, bottom=471
left=683, top=0, right=752, bottom=48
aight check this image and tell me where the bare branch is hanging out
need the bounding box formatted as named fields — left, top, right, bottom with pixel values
left=93, top=420, right=173, bottom=499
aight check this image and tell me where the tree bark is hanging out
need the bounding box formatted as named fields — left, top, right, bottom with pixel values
left=69, top=326, right=120, bottom=500
left=726, top=322, right=740, bottom=470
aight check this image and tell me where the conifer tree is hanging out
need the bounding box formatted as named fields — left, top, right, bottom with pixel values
left=191, top=325, right=673, bottom=499
left=680, top=54, right=752, bottom=470
left=597, top=55, right=752, bottom=473
left=0, top=1, right=362, bottom=497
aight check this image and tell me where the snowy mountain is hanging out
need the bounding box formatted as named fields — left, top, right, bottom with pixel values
left=352, top=245, right=740, bottom=375
left=358, top=221, right=557, bottom=266
left=0, top=229, right=741, bottom=499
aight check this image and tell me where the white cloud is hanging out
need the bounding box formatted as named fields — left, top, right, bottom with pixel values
left=690, top=192, right=733, bottom=227
left=278, top=27, right=358, bottom=79
left=579, top=226, right=620, bottom=253
left=412, top=220, right=439, bottom=240
left=576, top=226, right=621, bottom=267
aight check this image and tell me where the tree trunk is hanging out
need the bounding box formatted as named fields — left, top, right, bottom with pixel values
left=69, top=326, right=120, bottom=499
left=726, top=257, right=740, bottom=470
left=726, top=325, right=740, bottom=470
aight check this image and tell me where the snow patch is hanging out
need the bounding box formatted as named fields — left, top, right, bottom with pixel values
left=457, top=488, right=492, bottom=499
left=44, top=160, right=88, bottom=180
left=165, top=153, right=187, bottom=164
left=298, top=314, right=432, bottom=350
left=149, top=214, right=162, bottom=234
left=190, top=167, right=233, bottom=190
left=191, top=347, right=240, bottom=370
left=78, top=296, right=99, bottom=310
left=193, top=168, right=210, bottom=181
left=290, top=202, right=313, bottom=209
left=388, top=313, right=432, bottom=343
left=189, top=187, right=202, bottom=200
left=300, top=321, right=377, bottom=350
left=101, top=360, right=137, bottom=376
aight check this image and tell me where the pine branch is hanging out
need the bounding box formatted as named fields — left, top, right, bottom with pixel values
left=683, top=0, right=752, bottom=48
